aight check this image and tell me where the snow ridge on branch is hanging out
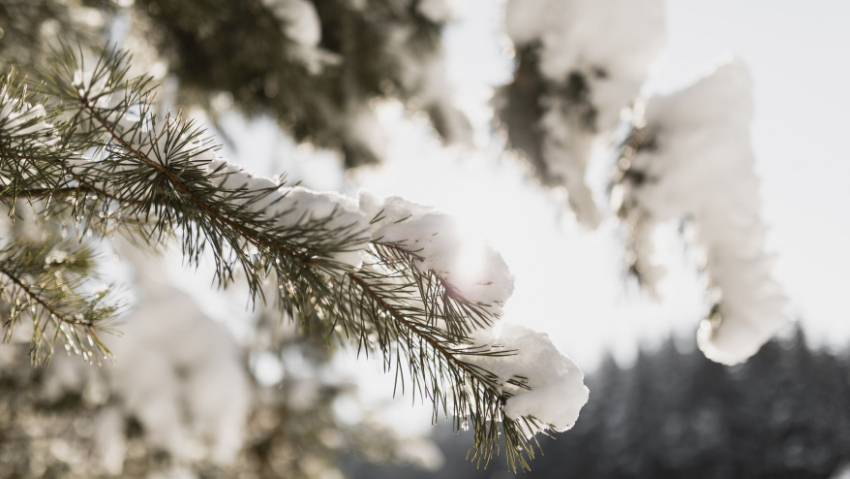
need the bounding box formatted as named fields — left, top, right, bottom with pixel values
left=0, top=46, right=587, bottom=470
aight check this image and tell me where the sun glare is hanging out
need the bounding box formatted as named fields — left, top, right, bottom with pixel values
left=450, top=229, right=489, bottom=289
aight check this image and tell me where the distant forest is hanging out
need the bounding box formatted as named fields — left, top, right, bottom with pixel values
left=346, top=327, right=850, bottom=479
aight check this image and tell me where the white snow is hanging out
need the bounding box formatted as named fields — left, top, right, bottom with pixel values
left=505, top=0, right=664, bottom=123
left=3, top=81, right=591, bottom=448
left=465, top=322, right=588, bottom=436
left=206, top=157, right=371, bottom=268
left=416, top=0, right=455, bottom=23
left=71, top=113, right=372, bottom=269
left=107, top=284, right=252, bottom=466
left=261, top=0, right=342, bottom=74
left=72, top=70, right=110, bottom=104
left=0, top=93, right=60, bottom=147
left=262, top=0, right=322, bottom=48
left=93, top=406, right=127, bottom=475
left=357, top=193, right=589, bottom=436
left=35, top=265, right=253, bottom=473
left=382, top=16, right=472, bottom=148
left=343, top=104, right=389, bottom=164
left=359, top=190, right=514, bottom=317
left=395, top=437, right=445, bottom=471
left=503, top=0, right=665, bottom=228
left=356, top=191, right=588, bottom=436
left=830, top=463, right=850, bottom=479
left=615, top=58, right=789, bottom=365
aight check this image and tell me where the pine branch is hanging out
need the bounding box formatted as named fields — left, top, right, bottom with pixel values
left=342, top=243, right=541, bottom=470
left=0, top=45, right=576, bottom=469
left=0, top=185, right=96, bottom=199
left=0, top=240, right=119, bottom=365
left=85, top=102, right=316, bottom=266
left=0, top=266, right=92, bottom=326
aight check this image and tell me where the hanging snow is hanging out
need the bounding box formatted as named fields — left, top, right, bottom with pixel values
left=613, top=57, right=789, bottom=365
left=465, top=322, right=588, bottom=437
left=499, top=0, right=665, bottom=227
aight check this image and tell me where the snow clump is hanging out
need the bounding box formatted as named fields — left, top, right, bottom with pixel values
left=261, top=0, right=322, bottom=48
left=37, top=282, right=253, bottom=472
left=261, top=0, right=342, bottom=74
left=466, top=322, right=589, bottom=437
left=416, top=0, right=456, bottom=23
left=614, top=58, right=789, bottom=365
left=359, top=193, right=587, bottom=435
left=0, top=91, right=60, bottom=148
left=106, top=286, right=252, bottom=466
left=359, top=191, right=514, bottom=317
left=205, top=157, right=371, bottom=269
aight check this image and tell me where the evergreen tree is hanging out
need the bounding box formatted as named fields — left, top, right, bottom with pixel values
left=362, top=332, right=850, bottom=479
left=495, top=0, right=789, bottom=365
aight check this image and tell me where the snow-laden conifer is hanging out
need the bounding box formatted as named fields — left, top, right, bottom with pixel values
left=0, top=46, right=587, bottom=470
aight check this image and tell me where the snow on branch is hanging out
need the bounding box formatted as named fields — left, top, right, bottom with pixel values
left=613, top=58, right=789, bottom=365
left=0, top=46, right=588, bottom=469
left=465, top=323, right=588, bottom=439
left=497, top=0, right=665, bottom=227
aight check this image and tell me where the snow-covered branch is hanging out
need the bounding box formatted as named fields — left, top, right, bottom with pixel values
left=0, top=46, right=588, bottom=469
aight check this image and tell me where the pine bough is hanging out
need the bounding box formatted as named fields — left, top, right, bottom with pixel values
left=0, top=47, right=587, bottom=470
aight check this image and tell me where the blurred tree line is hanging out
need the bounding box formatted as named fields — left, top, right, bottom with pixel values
left=347, top=326, right=850, bottom=479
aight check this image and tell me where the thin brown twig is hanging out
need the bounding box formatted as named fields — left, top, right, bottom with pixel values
left=0, top=265, right=94, bottom=327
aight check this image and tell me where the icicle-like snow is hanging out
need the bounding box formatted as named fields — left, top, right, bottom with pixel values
left=615, top=58, right=789, bottom=365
